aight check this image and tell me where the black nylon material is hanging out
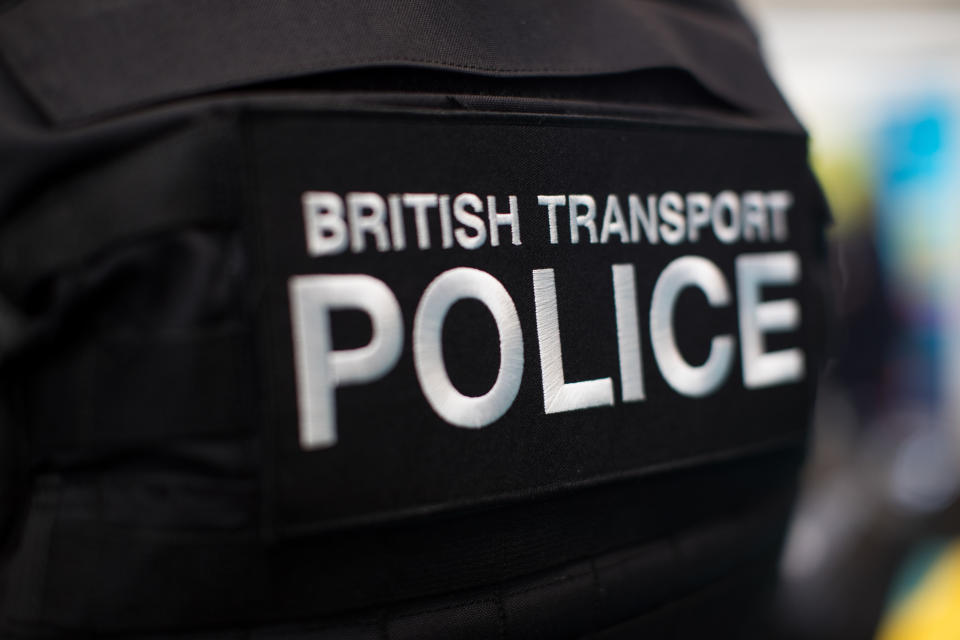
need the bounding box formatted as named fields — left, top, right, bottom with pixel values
left=0, top=0, right=790, bottom=125
left=3, top=448, right=801, bottom=634
left=0, top=1, right=827, bottom=636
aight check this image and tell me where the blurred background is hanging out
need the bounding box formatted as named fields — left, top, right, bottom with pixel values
left=741, top=1, right=960, bottom=637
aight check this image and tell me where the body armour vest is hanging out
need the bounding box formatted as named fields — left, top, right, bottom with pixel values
left=0, top=1, right=829, bottom=637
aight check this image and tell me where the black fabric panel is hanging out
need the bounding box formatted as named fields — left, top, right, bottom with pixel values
left=0, top=119, right=242, bottom=298
left=387, top=598, right=502, bottom=640
left=0, top=371, right=28, bottom=548
left=0, top=483, right=58, bottom=626
left=584, top=559, right=778, bottom=639
left=502, top=562, right=596, bottom=639
left=0, top=0, right=790, bottom=124
left=8, top=224, right=257, bottom=456
left=594, top=541, right=679, bottom=623
left=26, top=326, right=256, bottom=451
left=0, top=450, right=794, bottom=636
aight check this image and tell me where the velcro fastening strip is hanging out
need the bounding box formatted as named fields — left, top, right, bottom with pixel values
left=243, top=108, right=826, bottom=535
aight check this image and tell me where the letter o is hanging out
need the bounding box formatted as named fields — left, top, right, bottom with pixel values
left=413, top=267, right=524, bottom=427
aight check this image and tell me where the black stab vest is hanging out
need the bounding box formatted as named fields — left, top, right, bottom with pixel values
left=0, top=1, right=829, bottom=637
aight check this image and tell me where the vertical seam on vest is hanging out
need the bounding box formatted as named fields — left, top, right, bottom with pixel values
left=590, top=556, right=602, bottom=634
left=237, top=105, right=277, bottom=541
left=377, top=608, right=389, bottom=640
left=5, top=478, right=57, bottom=625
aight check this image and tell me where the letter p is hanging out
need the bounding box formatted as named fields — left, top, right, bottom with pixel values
left=288, top=274, right=403, bottom=449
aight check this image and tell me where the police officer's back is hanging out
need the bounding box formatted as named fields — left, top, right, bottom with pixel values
left=0, top=1, right=828, bottom=637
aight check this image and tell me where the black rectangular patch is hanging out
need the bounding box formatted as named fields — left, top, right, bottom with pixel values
left=244, top=108, right=825, bottom=535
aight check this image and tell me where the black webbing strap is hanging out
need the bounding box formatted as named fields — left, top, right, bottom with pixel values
left=10, top=446, right=801, bottom=633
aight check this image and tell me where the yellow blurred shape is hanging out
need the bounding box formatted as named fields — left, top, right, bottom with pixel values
left=878, top=541, right=960, bottom=640
left=809, top=143, right=872, bottom=238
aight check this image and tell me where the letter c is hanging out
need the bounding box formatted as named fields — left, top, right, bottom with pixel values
left=650, top=256, right=734, bottom=397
